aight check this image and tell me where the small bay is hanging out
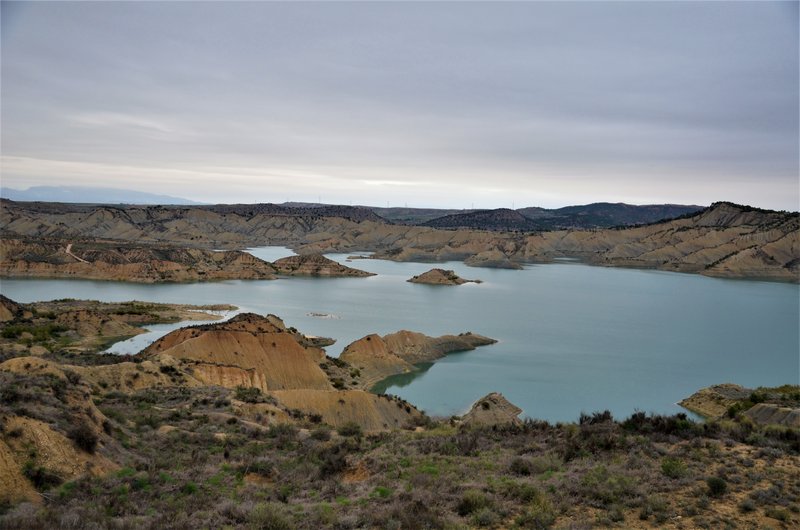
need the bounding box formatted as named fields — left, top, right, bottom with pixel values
left=1, top=247, right=797, bottom=422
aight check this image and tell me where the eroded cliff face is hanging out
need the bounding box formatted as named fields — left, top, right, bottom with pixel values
left=340, top=331, right=497, bottom=389
left=0, top=238, right=278, bottom=283
left=2, top=200, right=796, bottom=281
left=142, top=313, right=332, bottom=392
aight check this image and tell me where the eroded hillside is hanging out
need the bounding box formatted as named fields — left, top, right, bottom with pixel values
left=2, top=200, right=797, bottom=281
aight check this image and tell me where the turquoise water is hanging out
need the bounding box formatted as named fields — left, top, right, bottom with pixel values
left=1, top=247, right=798, bottom=422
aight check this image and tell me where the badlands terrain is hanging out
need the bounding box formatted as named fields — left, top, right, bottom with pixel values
left=1, top=199, right=798, bottom=282
left=1, top=199, right=798, bottom=528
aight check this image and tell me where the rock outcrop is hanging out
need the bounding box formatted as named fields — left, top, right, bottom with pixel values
left=272, top=253, right=374, bottom=277
left=340, top=331, right=497, bottom=389
left=407, top=268, right=480, bottom=285
left=461, top=393, right=523, bottom=427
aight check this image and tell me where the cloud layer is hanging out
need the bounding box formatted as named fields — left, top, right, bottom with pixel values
left=2, top=2, right=798, bottom=209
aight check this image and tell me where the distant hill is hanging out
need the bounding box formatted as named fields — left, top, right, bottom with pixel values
left=424, top=203, right=705, bottom=231
left=0, top=186, right=202, bottom=205
left=423, top=208, right=539, bottom=231
left=368, top=207, right=479, bottom=225
left=528, top=202, right=706, bottom=229
left=206, top=203, right=386, bottom=223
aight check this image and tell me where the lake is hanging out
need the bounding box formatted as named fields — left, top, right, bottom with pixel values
left=1, top=246, right=798, bottom=422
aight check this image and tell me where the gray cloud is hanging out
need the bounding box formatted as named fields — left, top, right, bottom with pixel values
left=1, top=1, right=797, bottom=209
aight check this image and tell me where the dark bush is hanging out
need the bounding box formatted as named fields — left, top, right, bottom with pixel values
left=22, top=461, right=63, bottom=491
left=337, top=422, right=363, bottom=438
left=706, top=476, right=727, bottom=497
left=67, top=422, right=99, bottom=453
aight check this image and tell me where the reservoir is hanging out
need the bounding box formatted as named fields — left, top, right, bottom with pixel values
left=1, top=247, right=798, bottom=423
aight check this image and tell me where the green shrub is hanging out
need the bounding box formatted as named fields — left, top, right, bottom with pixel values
left=515, top=495, right=556, bottom=529
left=22, top=461, right=62, bottom=491
left=67, top=422, right=98, bottom=454
left=337, top=422, right=362, bottom=438
left=660, top=457, right=687, bottom=479
left=457, top=489, right=491, bottom=516
left=371, top=486, right=393, bottom=499
left=473, top=507, right=500, bottom=527
left=509, top=457, right=533, bottom=476
left=248, top=502, right=292, bottom=530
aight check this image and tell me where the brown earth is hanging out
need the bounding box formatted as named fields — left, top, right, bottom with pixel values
left=141, top=313, right=332, bottom=392
left=271, top=389, right=423, bottom=431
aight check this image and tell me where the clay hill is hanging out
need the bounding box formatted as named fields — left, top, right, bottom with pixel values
left=1, top=200, right=798, bottom=282
left=272, top=254, right=374, bottom=277
left=461, top=392, right=523, bottom=428
left=408, top=268, right=480, bottom=285
left=140, top=313, right=431, bottom=430
left=680, top=384, right=800, bottom=427
left=340, top=331, right=497, bottom=389
left=0, top=238, right=277, bottom=283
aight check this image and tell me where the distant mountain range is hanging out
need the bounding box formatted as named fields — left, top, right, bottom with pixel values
left=376, top=203, right=705, bottom=231
left=1, top=188, right=704, bottom=230
left=0, top=186, right=202, bottom=205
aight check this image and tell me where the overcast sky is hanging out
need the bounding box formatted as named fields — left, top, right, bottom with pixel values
left=2, top=1, right=798, bottom=210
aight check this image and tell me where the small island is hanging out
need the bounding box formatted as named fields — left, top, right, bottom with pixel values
left=407, top=268, right=481, bottom=285
left=272, top=254, right=375, bottom=277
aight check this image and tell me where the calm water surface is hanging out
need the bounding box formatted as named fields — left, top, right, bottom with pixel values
left=2, top=247, right=798, bottom=422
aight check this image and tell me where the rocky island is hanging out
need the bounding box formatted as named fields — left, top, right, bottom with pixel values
left=271, top=253, right=374, bottom=277
left=407, top=268, right=481, bottom=285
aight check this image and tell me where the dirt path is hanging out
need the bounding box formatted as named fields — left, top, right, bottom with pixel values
left=65, top=243, right=90, bottom=263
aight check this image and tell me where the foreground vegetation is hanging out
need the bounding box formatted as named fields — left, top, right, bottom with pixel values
left=1, top=375, right=798, bottom=529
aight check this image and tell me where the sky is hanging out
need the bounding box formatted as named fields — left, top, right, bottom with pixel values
left=1, top=1, right=798, bottom=210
